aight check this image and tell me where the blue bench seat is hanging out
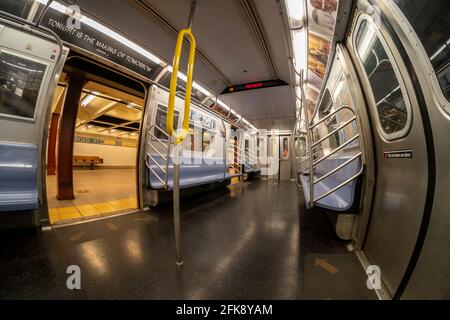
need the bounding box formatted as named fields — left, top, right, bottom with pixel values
left=0, top=143, right=38, bottom=212
left=299, top=155, right=361, bottom=212
left=244, top=162, right=260, bottom=173
left=147, top=155, right=239, bottom=190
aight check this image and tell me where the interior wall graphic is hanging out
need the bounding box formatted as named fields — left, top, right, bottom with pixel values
left=305, top=0, right=338, bottom=108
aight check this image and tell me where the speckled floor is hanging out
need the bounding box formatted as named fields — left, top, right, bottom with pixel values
left=0, top=181, right=377, bottom=299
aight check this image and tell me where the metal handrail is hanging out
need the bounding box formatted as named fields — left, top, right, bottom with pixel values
left=310, top=106, right=355, bottom=129
left=145, top=161, right=166, bottom=186
left=314, top=165, right=364, bottom=202
left=314, top=153, right=361, bottom=185
left=147, top=141, right=167, bottom=161
left=146, top=124, right=172, bottom=189
left=147, top=153, right=167, bottom=174
left=311, top=116, right=356, bottom=148
left=313, top=134, right=360, bottom=167
left=292, top=72, right=365, bottom=208
left=308, top=105, right=363, bottom=205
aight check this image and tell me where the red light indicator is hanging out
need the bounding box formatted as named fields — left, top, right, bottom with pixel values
left=244, top=82, right=263, bottom=90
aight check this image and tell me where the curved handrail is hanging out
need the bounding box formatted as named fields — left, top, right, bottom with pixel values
left=167, top=28, right=196, bottom=145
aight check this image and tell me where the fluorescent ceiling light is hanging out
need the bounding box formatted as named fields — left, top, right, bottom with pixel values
left=292, top=29, right=307, bottom=73
left=167, top=67, right=211, bottom=97
left=81, top=91, right=99, bottom=107
left=35, top=0, right=164, bottom=65
left=285, top=0, right=304, bottom=29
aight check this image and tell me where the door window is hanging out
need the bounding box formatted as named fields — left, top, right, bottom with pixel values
left=0, top=52, right=47, bottom=119
left=355, top=18, right=412, bottom=140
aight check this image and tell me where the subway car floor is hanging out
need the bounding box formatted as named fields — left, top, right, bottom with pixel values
left=46, top=169, right=138, bottom=224
left=0, top=181, right=377, bottom=299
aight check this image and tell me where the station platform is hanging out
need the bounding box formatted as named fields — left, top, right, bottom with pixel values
left=0, top=181, right=377, bottom=299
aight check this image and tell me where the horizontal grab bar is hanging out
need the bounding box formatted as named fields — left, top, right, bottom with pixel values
left=145, top=161, right=167, bottom=187
left=310, top=106, right=355, bottom=130
left=311, top=116, right=357, bottom=148
left=147, top=142, right=168, bottom=161
left=314, top=165, right=364, bottom=202
left=313, top=134, right=360, bottom=167
left=147, top=154, right=167, bottom=174
left=313, top=153, right=362, bottom=185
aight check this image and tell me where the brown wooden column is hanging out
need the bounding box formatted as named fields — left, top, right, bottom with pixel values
left=56, top=73, right=85, bottom=200
left=46, top=112, right=60, bottom=175
left=47, top=86, right=67, bottom=175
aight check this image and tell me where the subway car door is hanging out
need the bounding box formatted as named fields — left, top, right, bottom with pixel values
left=279, top=135, right=291, bottom=180
left=0, top=16, right=66, bottom=229
left=347, top=6, right=429, bottom=296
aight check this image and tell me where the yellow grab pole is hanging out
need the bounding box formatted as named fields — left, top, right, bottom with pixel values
left=167, top=28, right=196, bottom=145
left=167, top=1, right=197, bottom=270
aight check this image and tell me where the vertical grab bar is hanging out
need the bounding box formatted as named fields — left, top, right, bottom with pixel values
left=167, top=1, right=197, bottom=270
left=167, top=28, right=196, bottom=145
left=298, top=71, right=314, bottom=208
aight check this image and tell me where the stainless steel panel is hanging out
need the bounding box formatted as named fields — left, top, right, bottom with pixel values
left=374, top=1, right=450, bottom=299
left=0, top=19, right=63, bottom=228
left=347, top=1, right=428, bottom=296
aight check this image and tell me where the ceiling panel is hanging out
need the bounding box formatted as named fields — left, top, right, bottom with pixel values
left=219, top=85, right=294, bottom=130
left=253, top=0, right=291, bottom=83
left=144, top=0, right=271, bottom=84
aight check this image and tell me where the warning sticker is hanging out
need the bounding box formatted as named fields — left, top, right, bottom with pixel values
left=384, top=150, right=413, bottom=159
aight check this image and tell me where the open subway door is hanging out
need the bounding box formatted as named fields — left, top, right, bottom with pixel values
left=0, top=12, right=67, bottom=229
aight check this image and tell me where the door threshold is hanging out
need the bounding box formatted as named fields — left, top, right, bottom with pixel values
left=354, top=250, right=392, bottom=300
left=49, top=209, right=142, bottom=229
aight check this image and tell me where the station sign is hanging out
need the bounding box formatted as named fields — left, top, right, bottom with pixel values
left=41, top=6, right=163, bottom=80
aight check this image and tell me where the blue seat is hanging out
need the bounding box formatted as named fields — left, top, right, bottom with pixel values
left=244, top=162, right=260, bottom=173
left=299, top=155, right=361, bottom=212
left=0, top=143, right=39, bottom=212
left=147, top=155, right=238, bottom=190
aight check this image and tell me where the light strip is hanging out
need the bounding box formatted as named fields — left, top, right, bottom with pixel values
left=167, top=66, right=211, bottom=97
left=81, top=91, right=99, bottom=107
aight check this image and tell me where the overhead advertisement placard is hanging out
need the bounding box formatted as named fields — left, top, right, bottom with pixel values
left=42, top=5, right=163, bottom=80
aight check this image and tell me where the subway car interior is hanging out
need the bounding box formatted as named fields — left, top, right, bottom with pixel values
left=0, top=0, right=449, bottom=304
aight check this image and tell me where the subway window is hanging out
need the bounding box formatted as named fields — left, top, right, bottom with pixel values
left=393, top=0, right=450, bottom=103
left=0, top=0, right=34, bottom=19
left=0, top=52, right=47, bottom=119
left=154, top=104, right=179, bottom=140
left=202, top=129, right=215, bottom=156
left=355, top=18, right=411, bottom=139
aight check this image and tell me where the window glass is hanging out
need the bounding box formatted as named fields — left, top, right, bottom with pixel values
left=393, top=0, right=450, bottom=102
left=188, top=123, right=203, bottom=152
left=158, top=71, right=207, bottom=103
left=281, top=137, right=289, bottom=159
left=202, top=129, right=215, bottom=156
left=257, top=137, right=260, bottom=157
left=0, top=52, right=47, bottom=119
left=154, top=104, right=179, bottom=140
left=355, top=19, right=409, bottom=137
left=0, top=0, right=33, bottom=19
